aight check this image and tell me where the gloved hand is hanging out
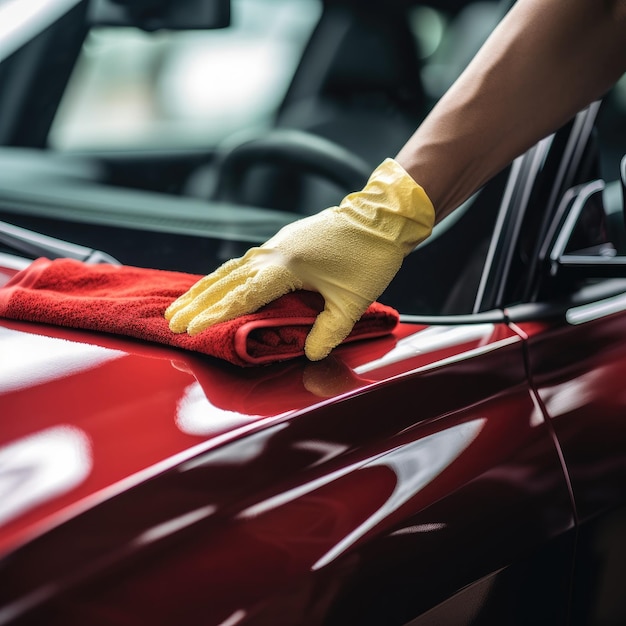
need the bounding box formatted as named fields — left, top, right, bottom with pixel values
left=165, top=158, right=435, bottom=361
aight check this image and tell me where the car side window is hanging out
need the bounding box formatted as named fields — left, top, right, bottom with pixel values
left=521, top=76, right=625, bottom=302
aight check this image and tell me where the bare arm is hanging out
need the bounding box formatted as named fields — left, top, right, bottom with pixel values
left=396, top=0, right=626, bottom=222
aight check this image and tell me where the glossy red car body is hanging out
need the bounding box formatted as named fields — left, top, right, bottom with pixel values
left=2, top=250, right=625, bottom=625
left=0, top=1, right=625, bottom=625
left=1, top=257, right=573, bottom=625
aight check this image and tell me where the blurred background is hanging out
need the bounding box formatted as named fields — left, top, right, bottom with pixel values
left=47, top=0, right=542, bottom=150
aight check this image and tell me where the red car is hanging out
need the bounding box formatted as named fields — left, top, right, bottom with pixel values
left=1, top=0, right=625, bottom=624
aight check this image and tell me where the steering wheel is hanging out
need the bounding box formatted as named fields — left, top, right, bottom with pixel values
left=207, top=129, right=372, bottom=209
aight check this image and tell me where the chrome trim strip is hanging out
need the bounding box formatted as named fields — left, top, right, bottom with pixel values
left=0, top=252, right=31, bottom=271
left=566, top=292, right=626, bottom=325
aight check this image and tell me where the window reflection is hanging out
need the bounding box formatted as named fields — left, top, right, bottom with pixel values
left=49, top=0, right=322, bottom=150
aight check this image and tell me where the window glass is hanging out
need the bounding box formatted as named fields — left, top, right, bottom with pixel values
left=49, top=0, right=321, bottom=150
left=576, top=76, right=626, bottom=258
left=596, top=73, right=626, bottom=182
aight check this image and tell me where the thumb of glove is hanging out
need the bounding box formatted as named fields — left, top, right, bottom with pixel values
left=304, top=300, right=365, bottom=361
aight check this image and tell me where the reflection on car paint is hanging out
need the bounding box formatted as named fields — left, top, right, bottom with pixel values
left=133, top=504, right=216, bottom=547
left=0, top=327, right=124, bottom=393
left=355, top=323, right=507, bottom=374
left=528, top=388, right=547, bottom=428
left=175, top=382, right=263, bottom=436
left=214, top=609, right=246, bottom=626
left=178, top=424, right=290, bottom=469
left=0, top=425, right=91, bottom=526
left=540, top=369, right=602, bottom=418
left=311, top=418, right=485, bottom=569
left=291, top=439, right=350, bottom=468
left=389, top=522, right=447, bottom=536
left=237, top=417, right=485, bottom=570
left=238, top=458, right=369, bottom=521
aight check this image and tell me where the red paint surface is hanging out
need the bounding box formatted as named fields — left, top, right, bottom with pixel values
left=0, top=261, right=578, bottom=624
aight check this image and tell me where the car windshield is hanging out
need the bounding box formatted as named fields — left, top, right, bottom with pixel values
left=50, top=0, right=323, bottom=150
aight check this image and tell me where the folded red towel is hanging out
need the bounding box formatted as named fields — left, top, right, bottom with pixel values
left=0, top=258, right=399, bottom=366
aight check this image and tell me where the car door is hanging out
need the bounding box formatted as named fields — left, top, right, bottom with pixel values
left=503, top=90, right=626, bottom=625
left=316, top=321, right=575, bottom=626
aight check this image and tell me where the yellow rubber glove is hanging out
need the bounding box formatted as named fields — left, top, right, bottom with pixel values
left=165, top=158, right=434, bottom=361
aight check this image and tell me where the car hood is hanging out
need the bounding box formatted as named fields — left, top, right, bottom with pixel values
left=0, top=258, right=511, bottom=560
left=0, top=258, right=396, bottom=556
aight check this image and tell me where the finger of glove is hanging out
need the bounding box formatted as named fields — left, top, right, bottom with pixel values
left=304, top=304, right=365, bottom=362
left=164, top=256, right=247, bottom=321
left=186, top=264, right=303, bottom=336
left=167, top=260, right=263, bottom=332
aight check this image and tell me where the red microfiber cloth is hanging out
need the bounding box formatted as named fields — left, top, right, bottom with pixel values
left=0, top=257, right=399, bottom=367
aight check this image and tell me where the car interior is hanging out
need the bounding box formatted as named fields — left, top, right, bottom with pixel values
left=0, top=0, right=624, bottom=320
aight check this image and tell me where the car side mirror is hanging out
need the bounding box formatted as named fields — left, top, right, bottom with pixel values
left=88, top=0, right=231, bottom=31
left=548, top=178, right=626, bottom=280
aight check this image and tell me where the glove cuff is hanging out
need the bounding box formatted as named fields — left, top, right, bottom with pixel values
left=340, top=158, right=435, bottom=256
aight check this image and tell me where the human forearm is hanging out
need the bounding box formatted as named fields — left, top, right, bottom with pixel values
left=396, top=0, right=626, bottom=222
